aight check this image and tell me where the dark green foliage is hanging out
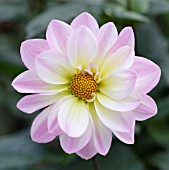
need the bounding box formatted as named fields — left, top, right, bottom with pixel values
left=1, top=0, right=169, bottom=169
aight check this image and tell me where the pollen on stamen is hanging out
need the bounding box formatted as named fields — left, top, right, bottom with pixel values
left=70, top=71, right=98, bottom=101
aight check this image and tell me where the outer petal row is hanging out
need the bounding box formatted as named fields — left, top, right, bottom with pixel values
left=20, top=39, right=50, bottom=70
left=31, top=105, right=56, bottom=143
left=71, top=12, right=99, bottom=37
left=46, top=20, right=72, bottom=53
left=131, top=56, right=161, bottom=94
left=12, top=70, right=68, bottom=93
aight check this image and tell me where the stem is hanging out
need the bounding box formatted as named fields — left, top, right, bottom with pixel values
left=92, top=157, right=100, bottom=170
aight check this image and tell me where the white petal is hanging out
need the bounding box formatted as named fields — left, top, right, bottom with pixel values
left=99, top=69, right=136, bottom=100
left=101, top=46, right=135, bottom=79
left=17, top=91, right=69, bottom=114
left=97, top=92, right=139, bottom=112
left=89, top=103, right=112, bottom=155
left=94, top=100, right=135, bottom=132
left=12, top=70, right=68, bottom=93
left=60, top=119, right=92, bottom=154
left=58, top=96, right=89, bottom=138
left=67, top=25, right=98, bottom=68
left=76, top=135, right=97, bottom=160
left=35, top=50, right=73, bottom=84
left=94, top=22, right=118, bottom=65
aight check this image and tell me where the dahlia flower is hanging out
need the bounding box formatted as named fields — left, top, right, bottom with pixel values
left=12, top=12, right=161, bottom=159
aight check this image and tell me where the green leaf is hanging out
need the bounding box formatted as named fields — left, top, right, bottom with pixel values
left=149, top=0, right=169, bottom=16
left=157, top=96, right=169, bottom=119
left=26, top=3, right=87, bottom=38
left=131, top=0, right=150, bottom=13
left=97, top=142, right=144, bottom=170
left=0, top=131, right=46, bottom=169
left=148, top=119, right=169, bottom=144
left=105, top=3, right=149, bottom=22
left=149, top=149, right=169, bottom=170
left=0, top=34, right=22, bottom=67
left=0, top=0, right=28, bottom=21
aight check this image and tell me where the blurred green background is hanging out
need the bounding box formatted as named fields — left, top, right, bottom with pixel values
left=0, top=0, right=169, bottom=169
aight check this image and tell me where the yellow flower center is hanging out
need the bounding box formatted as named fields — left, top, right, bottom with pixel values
left=70, top=71, right=98, bottom=101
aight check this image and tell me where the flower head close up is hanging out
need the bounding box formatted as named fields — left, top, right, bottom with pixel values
left=12, top=12, right=161, bottom=160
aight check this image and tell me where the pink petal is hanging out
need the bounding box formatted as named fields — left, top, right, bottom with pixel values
left=46, top=20, right=72, bottom=53
left=106, top=27, right=135, bottom=57
left=97, top=92, right=139, bottom=112
left=20, top=39, right=49, bottom=70
left=133, top=93, right=157, bottom=121
left=59, top=120, right=92, bottom=154
left=58, top=96, right=89, bottom=138
left=101, top=46, right=135, bottom=78
left=71, top=12, right=99, bottom=37
left=31, top=105, right=56, bottom=143
left=12, top=70, right=68, bottom=93
left=76, top=135, right=97, bottom=160
left=17, top=91, right=68, bottom=114
left=35, top=50, right=73, bottom=84
left=113, top=130, right=135, bottom=144
left=99, top=69, right=136, bottom=100
left=94, top=100, right=135, bottom=132
left=89, top=103, right=112, bottom=155
left=67, top=25, right=98, bottom=68
left=48, top=96, right=70, bottom=135
left=95, top=22, right=118, bottom=63
left=131, top=56, right=161, bottom=94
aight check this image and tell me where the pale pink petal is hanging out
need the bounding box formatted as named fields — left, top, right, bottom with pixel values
left=35, top=50, right=73, bottom=84
left=46, top=20, right=72, bottom=53
left=97, top=92, right=139, bottom=112
left=99, top=69, right=136, bottom=100
left=131, top=56, right=161, bottom=94
left=67, top=25, right=98, bottom=68
left=133, top=94, right=157, bottom=121
left=106, top=27, right=135, bottom=57
left=47, top=96, right=71, bottom=135
left=20, top=39, right=49, bottom=70
left=95, top=22, right=118, bottom=63
left=76, top=136, right=97, bottom=160
left=113, top=130, right=135, bottom=144
left=12, top=70, right=68, bottom=93
left=17, top=91, right=69, bottom=114
left=71, top=12, right=99, bottom=37
left=31, top=105, right=56, bottom=143
left=101, top=46, right=135, bottom=79
left=89, top=103, right=112, bottom=155
left=60, top=120, right=92, bottom=154
left=58, top=96, right=89, bottom=138
left=94, top=100, right=135, bottom=132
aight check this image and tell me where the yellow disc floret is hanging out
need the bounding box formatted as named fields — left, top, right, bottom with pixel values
left=70, top=71, right=98, bottom=101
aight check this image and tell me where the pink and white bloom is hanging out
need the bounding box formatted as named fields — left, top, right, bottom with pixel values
left=12, top=12, right=161, bottom=160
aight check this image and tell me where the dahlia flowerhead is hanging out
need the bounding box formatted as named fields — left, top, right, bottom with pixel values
left=12, top=12, right=161, bottom=159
